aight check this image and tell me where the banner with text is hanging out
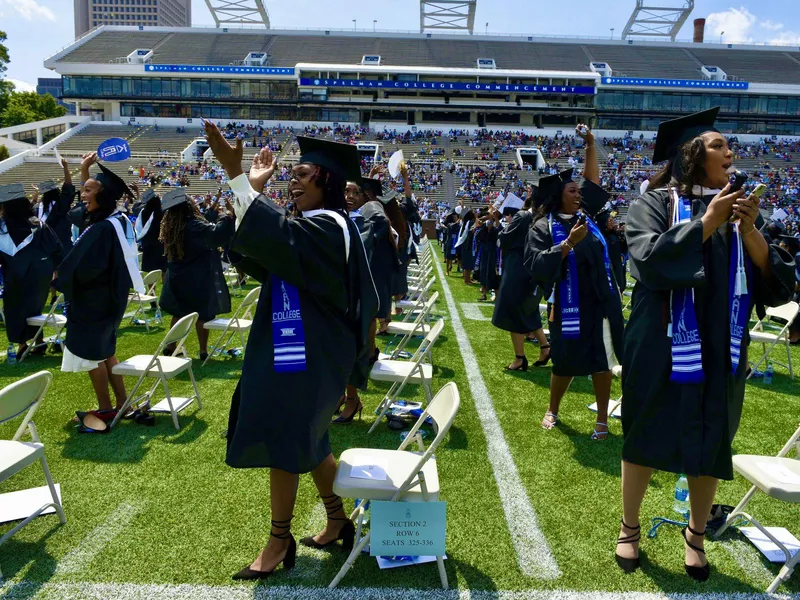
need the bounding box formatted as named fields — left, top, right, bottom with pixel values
left=300, top=78, right=595, bottom=95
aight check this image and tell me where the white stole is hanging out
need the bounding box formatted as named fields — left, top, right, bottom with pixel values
left=107, top=212, right=145, bottom=293
left=0, top=221, right=35, bottom=257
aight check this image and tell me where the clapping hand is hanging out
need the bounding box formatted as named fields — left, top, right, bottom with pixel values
left=203, top=119, right=244, bottom=179
left=249, top=147, right=278, bottom=194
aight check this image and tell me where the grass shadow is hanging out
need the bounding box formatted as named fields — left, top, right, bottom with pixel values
left=558, top=420, right=623, bottom=477
left=0, top=526, right=60, bottom=595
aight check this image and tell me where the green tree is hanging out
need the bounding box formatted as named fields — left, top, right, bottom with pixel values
left=0, top=30, right=11, bottom=121
left=1, top=92, right=67, bottom=127
left=0, top=145, right=9, bottom=161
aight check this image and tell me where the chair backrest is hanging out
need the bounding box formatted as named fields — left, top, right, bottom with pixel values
left=407, top=313, right=444, bottom=363
left=766, top=301, right=800, bottom=326
left=393, top=382, right=460, bottom=500
left=0, top=371, right=52, bottom=442
left=776, top=422, right=800, bottom=459
left=142, top=270, right=162, bottom=293
left=239, top=286, right=261, bottom=311
left=161, top=312, right=199, bottom=351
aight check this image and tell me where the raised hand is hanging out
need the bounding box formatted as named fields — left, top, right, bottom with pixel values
left=80, top=152, right=97, bottom=170
left=203, top=119, right=244, bottom=179
left=249, top=147, right=278, bottom=194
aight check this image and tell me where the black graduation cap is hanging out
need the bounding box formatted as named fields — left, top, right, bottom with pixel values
left=360, top=178, right=382, bottom=198
left=95, top=163, right=131, bottom=203
left=378, top=185, right=399, bottom=205
left=537, top=168, right=574, bottom=204
left=580, top=180, right=611, bottom=218
left=297, top=136, right=362, bottom=183
left=38, top=180, right=59, bottom=195
left=0, top=183, right=26, bottom=204
left=141, top=188, right=157, bottom=203
left=652, top=107, right=720, bottom=164
left=161, top=188, right=188, bottom=211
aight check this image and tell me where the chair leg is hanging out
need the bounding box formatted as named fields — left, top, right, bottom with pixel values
left=768, top=547, right=799, bottom=593
left=203, top=330, right=223, bottom=367
left=328, top=531, right=371, bottom=588
left=39, top=455, right=66, bottom=524
left=713, top=484, right=758, bottom=539
left=188, top=366, right=202, bottom=410
left=787, top=341, right=793, bottom=380
left=161, top=375, right=180, bottom=430
left=436, top=555, right=448, bottom=589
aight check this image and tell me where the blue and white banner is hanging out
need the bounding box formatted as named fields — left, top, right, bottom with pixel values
left=602, top=77, right=749, bottom=90
left=299, top=78, right=595, bottom=95
left=97, top=138, right=131, bottom=162
left=146, top=64, right=295, bottom=76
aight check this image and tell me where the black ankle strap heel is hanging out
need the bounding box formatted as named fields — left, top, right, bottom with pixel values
left=300, top=494, right=356, bottom=551
left=615, top=520, right=641, bottom=574
left=682, top=525, right=710, bottom=582
left=232, top=516, right=296, bottom=580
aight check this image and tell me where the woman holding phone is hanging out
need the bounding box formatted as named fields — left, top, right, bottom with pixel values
left=616, top=108, right=794, bottom=579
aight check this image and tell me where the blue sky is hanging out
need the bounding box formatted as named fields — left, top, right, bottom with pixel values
left=1, top=0, right=799, bottom=90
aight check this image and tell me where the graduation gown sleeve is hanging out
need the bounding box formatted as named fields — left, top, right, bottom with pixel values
left=524, top=216, right=564, bottom=288
left=625, top=190, right=705, bottom=291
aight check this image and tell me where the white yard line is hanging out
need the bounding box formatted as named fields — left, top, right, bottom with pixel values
left=54, top=502, right=143, bottom=576
left=2, top=582, right=798, bottom=600
left=432, top=249, right=561, bottom=580
left=459, top=303, right=492, bottom=322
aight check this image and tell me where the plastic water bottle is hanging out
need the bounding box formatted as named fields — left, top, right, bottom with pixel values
left=154, top=307, right=163, bottom=326
left=673, top=474, right=690, bottom=518
left=6, top=343, right=16, bottom=365
left=763, top=363, right=774, bottom=385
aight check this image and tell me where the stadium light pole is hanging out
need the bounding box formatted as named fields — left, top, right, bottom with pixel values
left=373, top=19, right=377, bottom=32
left=353, top=19, right=357, bottom=31
left=485, top=22, right=488, bottom=34
left=719, top=31, right=724, bottom=43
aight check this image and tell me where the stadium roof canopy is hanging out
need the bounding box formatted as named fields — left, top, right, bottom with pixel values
left=45, top=27, right=800, bottom=85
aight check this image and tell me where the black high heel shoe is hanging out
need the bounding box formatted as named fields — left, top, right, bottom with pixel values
left=332, top=398, right=363, bottom=424
left=232, top=518, right=296, bottom=580
left=505, top=355, right=528, bottom=372
left=334, top=394, right=346, bottom=415
left=533, top=345, right=551, bottom=367
left=682, top=525, right=710, bottom=582
left=615, top=520, right=641, bottom=574
left=300, top=494, right=356, bottom=551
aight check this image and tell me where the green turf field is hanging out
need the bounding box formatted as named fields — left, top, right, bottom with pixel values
left=0, top=243, right=799, bottom=598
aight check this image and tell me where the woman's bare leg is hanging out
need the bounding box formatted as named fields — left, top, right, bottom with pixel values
left=248, top=468, right=299, bottom=571
left=308, top=453, right=349, bottom=543
left=617, top=461, right=654, bottom=560
left=88, top=364, right=113, bottom=411
left=685, top=476, right=718, bottom=568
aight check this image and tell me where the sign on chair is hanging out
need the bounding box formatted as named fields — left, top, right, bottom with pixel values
left=370, top=501, right=446, bottom=557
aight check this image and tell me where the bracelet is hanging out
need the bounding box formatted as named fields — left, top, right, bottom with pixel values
left=742, top=226, right=757, bottom=236
left=563, top=239, right=574, bottom=250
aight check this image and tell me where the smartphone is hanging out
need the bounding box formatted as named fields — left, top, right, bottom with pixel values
left=730, top=170, right=748, bottom=193
left=751, top=183, right=767, bottom=198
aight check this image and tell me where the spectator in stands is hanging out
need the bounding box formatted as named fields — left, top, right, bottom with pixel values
left=618, top=109, right=795, bottom=579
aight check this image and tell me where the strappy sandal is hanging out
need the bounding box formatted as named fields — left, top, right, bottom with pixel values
left=232, top=517, right=296, bottom=580
left=300, top=495, right=355, bottom=551
left=615, top=520, right=641, bottom=573
left=682, top=525, right=710, bottom=582
left=542, top=411, right=559, bottom=430
left=533, top=345, right=551, bottom=367
left=591, top=422, right=609, bottom=440
left=505, top=355, right=528, bottom=372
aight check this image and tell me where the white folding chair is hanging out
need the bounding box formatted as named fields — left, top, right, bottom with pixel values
left=128, top=269, right=163, bottom=331
left=407, top=275, right=436, bottom=300
left=19, top=294, right=67, bottom=363
left=0, top=371, right=66, bottom=579
left=202, top=286, right=261, bottom=366
left=110, top=312, right=202, bottom=430
left=329, top=381, right=460, bottom=589
left=369, top=318, right=444, bottom=434
left=713, top=422, right=800, bottom=593
left=224, top=264, right=245, bottom=297
left=386, top=292, right=440, bottom=359
left=748, top=301, right=799, bottom=380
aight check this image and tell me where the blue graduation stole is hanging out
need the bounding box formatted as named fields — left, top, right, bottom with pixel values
left=549, top=215, right=580, bottom=339
left=472, top=232, right=481, bottom=270
left=271, top=275, right=307, bottom=373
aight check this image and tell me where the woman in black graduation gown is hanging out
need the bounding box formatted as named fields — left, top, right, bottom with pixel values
left=492, top=193, right=550, bottom=370
left=616, top=108, right=795, bottom=579
left=158, top=188, right=234, bottom=360
left=0, top=184, right=63, bottom=356
left=57, top=152, right=141, bottom=426
left=204, top=123, right=377, bottom=580
left=525, top=161, right=624, bottom=439
left=133, top=188, right=167, bottom=274
left=389, top=163, right=415, bottom=301
left=36, top=157, right=76, bottom=255
left=444, top=211, right=460, bottom=274
left=455, top=208, right=477, bottom=285
left=476, top=208, right=500, bottom=301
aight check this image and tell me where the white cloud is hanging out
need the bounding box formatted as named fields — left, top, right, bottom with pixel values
left=0, top=0, right=55, bottom=21
left=761, top=20, right=784, bottom=31
left=705, top=6, right=757, bottom=43
left=769, top=31, right=800, bottom=46
left=6, top=78, right=36, bottom=93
